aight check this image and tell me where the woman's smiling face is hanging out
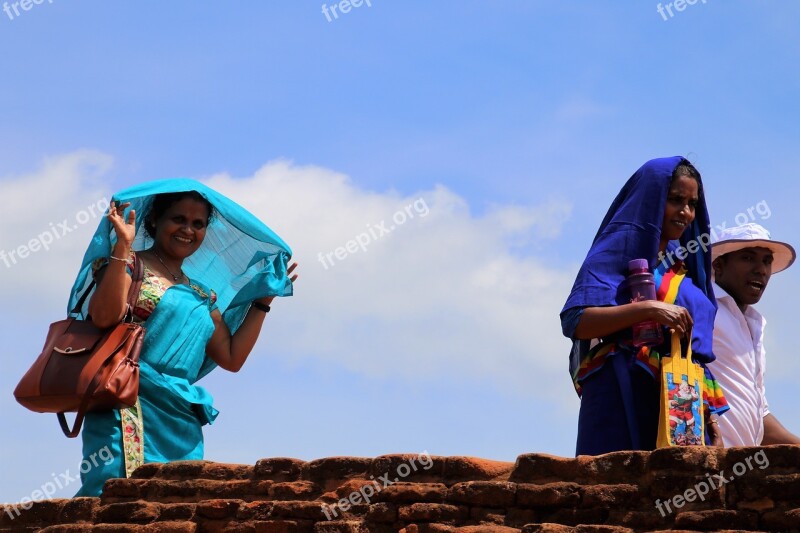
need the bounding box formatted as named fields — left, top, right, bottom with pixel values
left=151, top=197, right=210, bottom=259
left=661, top=175, right=699, bottom=246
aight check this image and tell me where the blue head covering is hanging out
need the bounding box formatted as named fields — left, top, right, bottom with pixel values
left=561, top=156, right=717, bottom=365
left=563, top=156, right=714, bottom=309
left=68, top=178, right=293, bottom=347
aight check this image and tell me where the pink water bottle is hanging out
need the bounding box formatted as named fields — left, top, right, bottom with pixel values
left=627, top=259, right=664, bottom=347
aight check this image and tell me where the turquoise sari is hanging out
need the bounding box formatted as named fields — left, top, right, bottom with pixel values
left=70, top=179, right=293, bottom=496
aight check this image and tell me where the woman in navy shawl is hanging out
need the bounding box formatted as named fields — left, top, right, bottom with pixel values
left=561, top=157, right=728, bottom=455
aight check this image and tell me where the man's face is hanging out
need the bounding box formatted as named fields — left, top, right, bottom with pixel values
left=713, top=247, right=774, bottom=308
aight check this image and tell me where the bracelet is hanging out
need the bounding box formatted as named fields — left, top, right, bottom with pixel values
left=252, top=301, right=271, bottom=313
left=109, top=255, right=128, bottom=263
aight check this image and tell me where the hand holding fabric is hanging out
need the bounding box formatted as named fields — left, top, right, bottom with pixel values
left=256, top=261, right=298, bottom=307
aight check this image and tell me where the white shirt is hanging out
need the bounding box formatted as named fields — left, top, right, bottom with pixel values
left=712, top=283, right=770, bottom=446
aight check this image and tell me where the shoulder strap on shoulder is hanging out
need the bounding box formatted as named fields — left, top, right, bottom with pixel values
left=70, top=251, right=145, bottom=318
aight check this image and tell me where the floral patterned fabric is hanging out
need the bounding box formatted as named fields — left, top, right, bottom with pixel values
left=121, top=399, right=144, bottom=478
left=91, top=250, right=217, bottom=323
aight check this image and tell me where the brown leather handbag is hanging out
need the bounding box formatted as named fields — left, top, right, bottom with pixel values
left=15, top=258, right=146, bottom=438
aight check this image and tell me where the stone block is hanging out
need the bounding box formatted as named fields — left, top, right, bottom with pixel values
left=447, top=482, right=516, bottom=507
left=398, top=503, right=467, bottom=522
left=674, top=509, right=758, bottom=529
left=516, top=483, right=580, bottom=508
left=255, top=458, right=306, bottom=482
left=302, top=458, right=372, bottom=487
left=97, top=502, right=161, bottom=524
left=369, top=454, right=445, bottom=485
left=269, top=482, right=322, bottom=501
left=511, top=455, right=580, bottom=484
left=377, top=483, right=448, bottom=504
left=579, top=484, right=639, bottom=508
left=195, top=499, right=242, bottom=519
left=443, top=457, right=514, bottom=484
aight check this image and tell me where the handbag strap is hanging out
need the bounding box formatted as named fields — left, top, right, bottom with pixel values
left=71, top=252, right=145, bottom=319
left=58, top=357, right=109, bottom=438
left=126, top=256, right=145, bottom=321
left=58, top=257, right=145, bottom=438
left=58, top=335, right=138, bottom=437
left=670, top=327, right=693, bottom=361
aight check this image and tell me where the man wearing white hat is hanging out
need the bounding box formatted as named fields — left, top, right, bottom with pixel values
left=711, top=223, right=800, bottom=446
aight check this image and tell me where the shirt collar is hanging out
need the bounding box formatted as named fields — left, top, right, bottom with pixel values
left=713, top=282, right=763, bottom=321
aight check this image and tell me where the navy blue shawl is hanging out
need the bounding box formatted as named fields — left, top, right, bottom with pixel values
left=561, top=156, right=717, bottom=368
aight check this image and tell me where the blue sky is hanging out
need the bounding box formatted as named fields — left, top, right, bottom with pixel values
left=2, top=1, right=799, bottom=504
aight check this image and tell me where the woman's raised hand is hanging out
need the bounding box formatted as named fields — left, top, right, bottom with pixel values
left=255, top=261, right=299, bottom=307
left=108, top=201, right=136, bottom=249
left=286, top=261, right=299, bottom=284
left=645, top=301, right=693, bottom=338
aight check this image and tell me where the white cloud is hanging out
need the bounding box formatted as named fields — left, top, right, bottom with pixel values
left=0, top=152, right=579, bottom=398
left=0, top=150, right=115, bottom=318
left=205, top=160, right=577, bottom=394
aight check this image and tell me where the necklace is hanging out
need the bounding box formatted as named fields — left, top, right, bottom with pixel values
left=152, top=249, right=185, bottom=282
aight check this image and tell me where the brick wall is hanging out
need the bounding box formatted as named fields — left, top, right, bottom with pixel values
left=2, top=446, right=799, bottom=532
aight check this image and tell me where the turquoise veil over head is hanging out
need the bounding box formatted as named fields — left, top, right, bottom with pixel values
left=67, top=178, right=293, bottom=378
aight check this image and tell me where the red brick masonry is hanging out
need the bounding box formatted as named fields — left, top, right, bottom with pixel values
left=2, top=446, right=799, bottom=532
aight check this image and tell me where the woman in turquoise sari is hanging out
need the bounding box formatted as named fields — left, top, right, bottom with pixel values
left=71, top=179, right=296, bottom=496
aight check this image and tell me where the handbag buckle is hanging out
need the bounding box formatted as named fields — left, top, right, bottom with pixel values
left=54, top=346, right=88, bottom=355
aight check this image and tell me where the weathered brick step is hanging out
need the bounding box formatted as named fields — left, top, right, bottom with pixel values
left=102, top=479, right=323, bottom=504
left=3, top=447, right=800, bottom=532
left=38, top=523, right=196, bottom=532
left=134, top=456, right=515, bottom=487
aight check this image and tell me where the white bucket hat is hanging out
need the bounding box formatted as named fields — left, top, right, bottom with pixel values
left=711, top=223, right=796, bottom=274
